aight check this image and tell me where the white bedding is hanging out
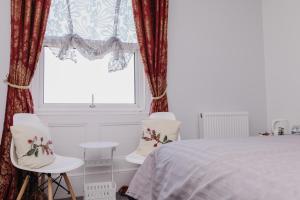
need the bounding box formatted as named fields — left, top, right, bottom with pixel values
left=127, top=136, right=300, bottom=200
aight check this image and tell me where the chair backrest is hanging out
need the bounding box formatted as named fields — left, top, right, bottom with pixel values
left=13, top=113, right=41, bottom=127
left=10, top=113, right=43, bottom=168
left=149, top=112, right=176, bottom=120
left=149, top=112, right=181, bottom=141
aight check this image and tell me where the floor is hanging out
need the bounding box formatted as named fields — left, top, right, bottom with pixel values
left=58, top=194, right=131, bottom=200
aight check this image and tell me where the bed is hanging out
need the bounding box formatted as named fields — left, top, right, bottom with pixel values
left=127, top=136, right=300, bottom=200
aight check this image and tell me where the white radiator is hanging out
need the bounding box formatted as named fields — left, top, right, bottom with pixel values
left=199, top=112, right=249, bottom=138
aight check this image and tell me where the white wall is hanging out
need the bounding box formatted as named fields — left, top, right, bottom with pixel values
left=263, top=0, right=300, bottom=131
left=168, top=0, right=267, bottom=138
left=0, top=0, right=10, bottom=140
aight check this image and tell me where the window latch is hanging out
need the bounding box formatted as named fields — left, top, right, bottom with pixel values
left=89, top=94, right=96, bottom=108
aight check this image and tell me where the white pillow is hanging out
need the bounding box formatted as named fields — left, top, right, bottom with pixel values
left=11, top=125, right=55, bottom=169
left=135, top=119, right=181, bottom=156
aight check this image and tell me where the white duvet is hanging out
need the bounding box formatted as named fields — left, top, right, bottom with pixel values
left=127, top=136, right=300, bottom=200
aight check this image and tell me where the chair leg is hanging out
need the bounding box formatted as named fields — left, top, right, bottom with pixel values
left=16, top=175, right=30, bottom=200
left=39, top=173, right=45, bottom=191
left=48, top=175, right=53, bottom=200
left=62, top=173, right=76, bottom=200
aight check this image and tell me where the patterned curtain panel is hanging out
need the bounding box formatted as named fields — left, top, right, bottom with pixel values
left=44, top=0, right=138, bottom=72
left=0, top=0, right=51, bottom=199
left=132, top=0, right=169, bottom=113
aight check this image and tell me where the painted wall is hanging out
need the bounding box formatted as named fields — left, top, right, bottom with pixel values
left=0, top=0, right=10, bottom=140
left=168, top=0, right=267, bottom=138
left=0, top=0, right=269, bottom=144
left=263, top=0, right=300, bottom=131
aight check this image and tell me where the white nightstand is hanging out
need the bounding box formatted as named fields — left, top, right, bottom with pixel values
left=79, top=141, right=119, bottom=200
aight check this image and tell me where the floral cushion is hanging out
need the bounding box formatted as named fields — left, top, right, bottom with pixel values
left=135, top=119, right=181, bottom=156
left=11, top=125, right=55, bottom=169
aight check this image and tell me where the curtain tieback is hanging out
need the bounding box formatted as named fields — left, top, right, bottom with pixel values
left=152, top=88, right=167, bottom=100
left=3, top=79, right=30, bottom=90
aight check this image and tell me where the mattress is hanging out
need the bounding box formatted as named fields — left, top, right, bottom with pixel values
left=127, top=136, right=300, bottom=200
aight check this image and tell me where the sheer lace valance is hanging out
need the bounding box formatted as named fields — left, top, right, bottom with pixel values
left=44, top=0, right=138, bottom=72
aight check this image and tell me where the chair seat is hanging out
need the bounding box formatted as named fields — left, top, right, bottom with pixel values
left=125, top=151, right=145, bottom=165
left=14, top=154, right=84, bottom=174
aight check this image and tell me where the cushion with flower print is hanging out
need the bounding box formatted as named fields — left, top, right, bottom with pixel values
left=135, top=119, right=181, bottom=157
left=11, top=124, right=55, bottom=169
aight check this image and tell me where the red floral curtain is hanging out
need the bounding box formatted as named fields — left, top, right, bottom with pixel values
left=132, top=0, right=169, bottom=113
left=0, top=0, right=51, bottom=199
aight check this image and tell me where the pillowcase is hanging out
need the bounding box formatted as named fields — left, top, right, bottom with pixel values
left=11, top=124, right=55, bottom=169
left=135, top=119, right=181, bottom=156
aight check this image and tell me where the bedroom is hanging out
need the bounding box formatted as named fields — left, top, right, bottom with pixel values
left=0, top=0, right=299, bottom=199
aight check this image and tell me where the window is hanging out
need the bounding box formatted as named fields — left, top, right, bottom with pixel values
left=35, top=48, right=146, bottom=111
left=34, top=0, right=146, bottom=112
left=44, top=48, right=135, bottom=104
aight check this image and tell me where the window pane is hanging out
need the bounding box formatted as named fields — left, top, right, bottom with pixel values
left=43, top=48, right=135, bottom=104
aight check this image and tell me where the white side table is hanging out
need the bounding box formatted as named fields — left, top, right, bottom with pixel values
left=79, top=141, right=119, bottom=200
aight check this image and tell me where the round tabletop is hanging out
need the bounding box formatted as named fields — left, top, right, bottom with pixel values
left=79, top=141, right=119, bottom=149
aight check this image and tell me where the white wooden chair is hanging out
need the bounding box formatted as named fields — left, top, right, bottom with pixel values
left=11, top=113, right=84, bottom=200
left=125, top=112, right=180, bottom=165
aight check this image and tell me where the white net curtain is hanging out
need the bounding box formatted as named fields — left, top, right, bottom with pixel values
left=44, top=0, right=138, bottom=72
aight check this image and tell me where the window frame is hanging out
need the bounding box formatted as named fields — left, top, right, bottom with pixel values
left=32, top=48, right=148, bottom=114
